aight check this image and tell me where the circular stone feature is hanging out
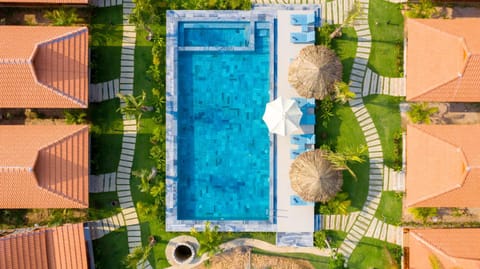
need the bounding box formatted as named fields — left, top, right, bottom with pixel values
left=166, top=235, right=199, bottom=266
left=173, top=243, right=195, bottom=264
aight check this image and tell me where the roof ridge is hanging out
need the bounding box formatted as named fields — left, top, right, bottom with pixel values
left=0, top=166, right=33, bottom=171
left=31, top=27, right=88, bottom=108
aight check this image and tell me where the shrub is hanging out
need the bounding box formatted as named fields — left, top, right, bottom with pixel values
left=407, top=102, right=438, bottom=124
left=318, top=192, right=351, bottom=215
left=44, top=8, right=81, bottom=26
left=392, top=130, right=403, bottom=171
left=314, top=230, right=328, bottom=248
left=319, top=96, right=334, bottom=128
left=64, top=109, right=87, bottom=124
left=190, top=221, right=223, bottom=257
left=409, top=207, right=438, bottom=223
left=329, top=252, right=346, bottom=269
left=405, top=0, right=437, bottom=19
left=317, top=24, right=336, bottom=48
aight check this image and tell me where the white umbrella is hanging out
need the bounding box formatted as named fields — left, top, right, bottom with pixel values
left=262, top=96, right=302, bottom=136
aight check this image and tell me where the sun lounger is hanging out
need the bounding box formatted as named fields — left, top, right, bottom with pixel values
left=291, top=134, right=315, bottom=145
left=290, top=195, right=314, bottom=206
left=290, top=14, right=315, bottom=26
left=291, top=31, right=315, bottom=44
left=300, top=114, right=316, bottom=125
left=290, top=148, right=305, bottom=159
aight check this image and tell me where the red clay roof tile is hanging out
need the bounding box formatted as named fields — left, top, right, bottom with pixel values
left=407, top=228, right=480, bottom=269
left=0, top=26, right=88, bottom=108
left=406, top=19, right=480, bottom=102
left=0, top=223, right=88, bottom=269
left=406, top=124, right=480, bottom=207
left=0, top=125, right=89, bottom=208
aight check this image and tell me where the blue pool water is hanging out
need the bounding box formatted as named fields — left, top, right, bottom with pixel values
left=176, top=22, right=271, bottom=220
left=179, top=22, right=250, bottom=47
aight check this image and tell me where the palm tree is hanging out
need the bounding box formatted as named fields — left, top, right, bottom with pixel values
left=124, top=245, right=152, bottom=269
left=64, top=110, right=87, bottom=124
left=44, top=8, right=81, bottom=26
left=288, top=45, right=342, bottom=100
left=190, top=221, right=222, bottom=258
left=407, top=102, right=438, bottom=124
left=117, top=91, right=147, bottom=124
left=132, top=169, right=153, bottom=193
left=322, top=145, right=367, bottom=180
left=289, top=149, right=343, bottom=203
left=333, top=81, right=356, bottom=104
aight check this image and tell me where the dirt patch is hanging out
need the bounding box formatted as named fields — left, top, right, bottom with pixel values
left=194, top=247, right=315, bottom=269
left=0, top=7, right=90, bottom=26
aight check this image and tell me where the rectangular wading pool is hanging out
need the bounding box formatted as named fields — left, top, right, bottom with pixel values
left=166, top=10, right=277, bottom=231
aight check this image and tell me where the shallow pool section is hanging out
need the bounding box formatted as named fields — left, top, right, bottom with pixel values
left=166, top=10, right=277, bottom=231
left=179, top=22, right=251, bottom=47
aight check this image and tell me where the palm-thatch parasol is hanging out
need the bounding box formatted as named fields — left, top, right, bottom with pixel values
left=288, top=45, right=342, bottom=100
left=289, top=149, right=343, bottom=203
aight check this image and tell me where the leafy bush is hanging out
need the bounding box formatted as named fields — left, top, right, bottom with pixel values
left=317, top=24, right=336, bottom=48
left=405, top=0, right=437, bottom=18
left=190, top=221, right=223, bottom=257
left=314, top=230, right=328, bottom=248
left=64, top=110, right=87, bottom=124
left=123, top=245, right=152, bottom=269
left=318, top=192, right=352, bottom=215
left=407, top=102, right=438, bottom=124
left=44, top=8, right=81, bottom=26
left=392, top=130, right=403, bottom=171
left=319, top=97, right=335, bottom=128
left=329, top=253, right=346, bottom=269
left=409, top=207, right=438, bottom=223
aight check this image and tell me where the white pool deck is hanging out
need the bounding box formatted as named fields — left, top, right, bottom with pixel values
left=275, top=10, right=316, bottom=233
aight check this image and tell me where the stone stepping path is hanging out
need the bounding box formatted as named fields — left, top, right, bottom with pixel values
left=365, top=218, right=402, bottom=245
left=89, top=78, right=120, bottom=103
left=89, top=172, right=117, bottom=193
left=362, top=68, right=405, bottom=97
left=382, top=166, right=405, bottom=192
left=88, top=212, right=125, bottom=240
left=89, top=0, right=122, bottom=7
left=251, top=0, right=355, bottom=25
left=322, top=212, right=359, bottom=232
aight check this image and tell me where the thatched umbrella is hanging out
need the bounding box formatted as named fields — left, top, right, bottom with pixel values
left=289, top=149, right=343, bottom=203
left=288, top=45, right=342, bottom=100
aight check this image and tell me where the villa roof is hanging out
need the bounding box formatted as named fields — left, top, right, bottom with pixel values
left=407, top=228, right=480, bottom=269
left=0, top=223, right=88, bottom=269
left=0, top=125, right=89, bottom=208
left=0, top=26, right=88, bottom=108
left=0, top=0, right=87, bottom=3
left=406, top=18, right=480, bottom=102
left=406, top=124, right=480, bottom=207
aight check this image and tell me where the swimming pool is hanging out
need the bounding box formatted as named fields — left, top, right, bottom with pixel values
left=176, top=21, right=272, bottom=220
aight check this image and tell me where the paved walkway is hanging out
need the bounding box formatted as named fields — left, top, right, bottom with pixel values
left=323, top=214, right=402, bottom=245
left=167, top=238, right=332, bottom=269
left=89, top=78, right=120, bottom=103
left=362, top=68, right=405, bottom=96
left=252, top=0, right=355, bottom=25
left=87, top=212, right=125, bottom=240
left=89, top=172, right=117, bottom=193
left=89, top=0, right=123, bottom=7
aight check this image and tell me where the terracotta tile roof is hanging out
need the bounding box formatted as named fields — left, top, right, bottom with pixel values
left=0, top=26, right=88, bottom=108
left=0, top=223, right=88, bottom=269
left=406, top=18, right=480, bottom=102
left=0, top=125, right=89, bottom=208
left=406, top=124, right=480, bottom=207
left=407, top=228, right=480, bottom=269
left=0, top=0, right=87, bottom=3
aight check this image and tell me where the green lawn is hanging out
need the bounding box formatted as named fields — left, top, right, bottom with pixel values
left=92, top=228, right=129, bottom=269
left=252, top=248, right=330, bottom=269
left=89, top=99, right=123, bottom=174
left=89, top=192, right=122, bottom=220
left=375, top=191, right=403, bottom=225
left=325, top=230, right=347, bottom=248
left=368, top=0, right=404, bottom=77
left=90, top=6, right=123, bottom=83
left=316, top=103, right=369, bottom=211
left=348, top=237, right=402, bottom=269
left=331, top=27, right=358, bottom=83
left=363, top=95, right=403, bottom=169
